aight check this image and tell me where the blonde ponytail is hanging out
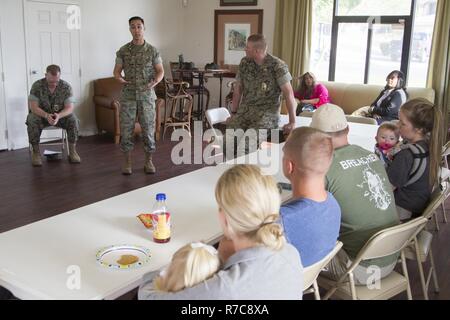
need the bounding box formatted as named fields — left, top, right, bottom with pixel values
left=215, top=165, right=285, bottom=251
left=256, top=220, right=286, bottom=251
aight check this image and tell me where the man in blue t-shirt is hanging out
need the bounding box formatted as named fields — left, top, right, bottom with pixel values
left=280, top=127, right=341, bottom=267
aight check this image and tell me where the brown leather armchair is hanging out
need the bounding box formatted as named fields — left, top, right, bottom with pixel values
left=93, top=77, right=164, bottom=143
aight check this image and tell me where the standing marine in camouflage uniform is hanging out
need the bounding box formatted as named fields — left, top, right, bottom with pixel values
left=226, top=34, right=297, bottom=158
left=114, top=16, right=164, bottom=175
left=26, top=64, right=81, bottom=167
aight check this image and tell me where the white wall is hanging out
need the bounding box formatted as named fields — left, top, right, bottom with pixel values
left=0, top=0, right=29, bottom=150
left=0, top=0, right=276, bottom=149
left=172, top=0, right=277, bottom=107
left=78, top=0, right=174, bottom=136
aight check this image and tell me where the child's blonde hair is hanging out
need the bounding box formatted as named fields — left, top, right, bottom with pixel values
left=155, top=243, right=220, bottom=292
left=377, top=121, right=400, bottom=141
left=400, top=98, right=444, bottom=186
left=215, top=164, right=285, bottom=251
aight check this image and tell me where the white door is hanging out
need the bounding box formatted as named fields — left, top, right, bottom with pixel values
left=24, top=1, right=81, bottom=140
left=0, top=26, right=7, bottom=150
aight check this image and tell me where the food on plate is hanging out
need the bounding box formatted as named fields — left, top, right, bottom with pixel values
left=117, top=255, right=139, bottom=265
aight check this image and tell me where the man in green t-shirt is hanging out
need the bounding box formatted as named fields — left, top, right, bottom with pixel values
left=310, top=104, right=399, bottom=286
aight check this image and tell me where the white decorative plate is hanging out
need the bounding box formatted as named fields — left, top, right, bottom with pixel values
left=96, top=245, right=151, bottom=270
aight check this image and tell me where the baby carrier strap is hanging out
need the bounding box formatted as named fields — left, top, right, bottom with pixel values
left=403, top=143, right=429, bottom=187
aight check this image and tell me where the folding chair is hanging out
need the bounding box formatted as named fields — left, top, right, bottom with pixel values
left=303, top=241, right=343, bottom=300
left=29, top=126, right=69, bottom=157
left=205, top=107, right=231, bottom=141
left=318, top=217, right=428, bottom=300
left=403, top=188, right=446, bottom=300
left=439, top=141, right=450, bottom=223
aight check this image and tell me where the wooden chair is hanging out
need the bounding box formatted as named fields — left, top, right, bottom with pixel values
left=162, top=79, right=194, bottom=140
left=170, top=62, right=210, bottom=119
left=224, top=80, right=237, bottom=112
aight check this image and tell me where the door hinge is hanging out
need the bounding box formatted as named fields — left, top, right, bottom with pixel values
left=1, top=72, right=4, bottom=82
left=79, top=68, right=82, bottom=77
left=5, top=130, right=8, bottom=140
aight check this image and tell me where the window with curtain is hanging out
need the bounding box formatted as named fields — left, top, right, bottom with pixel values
left=310, top=0, right=437, bottom=87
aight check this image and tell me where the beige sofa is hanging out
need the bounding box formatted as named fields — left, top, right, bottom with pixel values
left=318, top=81, right=434, bottom=115
left=281, top=81, right=435, bottom=115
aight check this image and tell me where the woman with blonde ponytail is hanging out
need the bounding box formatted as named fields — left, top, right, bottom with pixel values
left=139, top=164, right=303, bottom=300
left=386, top=98, right=444, bottom=220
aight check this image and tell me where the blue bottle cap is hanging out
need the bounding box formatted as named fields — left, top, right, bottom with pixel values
left=156, top=193, right=166, bottom=201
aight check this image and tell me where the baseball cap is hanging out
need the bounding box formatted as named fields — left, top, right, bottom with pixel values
left=310, top=103, right=348, bottom=133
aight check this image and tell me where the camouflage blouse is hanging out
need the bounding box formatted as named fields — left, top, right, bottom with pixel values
left=236, top=54, right=292, bottom=109
left=28, top=78, right=75, bottom=113
left=116, top=41, right=162, bottom=101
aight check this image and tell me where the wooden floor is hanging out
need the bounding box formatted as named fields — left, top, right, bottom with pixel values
left=0, top=133, right=449, bottom=300
left=0, top=134, right=208, bottom=233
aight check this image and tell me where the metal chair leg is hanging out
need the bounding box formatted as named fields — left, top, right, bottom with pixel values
left=414, top=237, right=429, bottom=300
left=313, top=280, right=321, bottom=300
left=401, top=251, right=413, bottom=300
left=433, top=212, right=440, bottom=231
left=429, top=248, right=440, bottom=293
left=442, top=203, right=448, bottom=223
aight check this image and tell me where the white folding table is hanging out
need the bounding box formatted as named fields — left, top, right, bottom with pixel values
left=0, top=117, right=378, bottom=299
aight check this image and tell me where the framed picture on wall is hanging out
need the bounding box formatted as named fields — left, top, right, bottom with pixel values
left=220, top=0, right=258, bottom=6
left=214, top=10, right=263, bottom=69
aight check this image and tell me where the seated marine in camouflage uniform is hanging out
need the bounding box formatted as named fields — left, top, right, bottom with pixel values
left=226, top=34, right=297, bottom=159
left=26, top=64, right=81, bottom=167
left=114, top=16, right=164, bottom=175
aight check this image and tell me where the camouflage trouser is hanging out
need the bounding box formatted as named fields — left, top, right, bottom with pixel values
left=120, top=99, right=156, bottom=153
left=26, top=113, right=79, bottom=145
left=224, top=103, right=279, bottom=159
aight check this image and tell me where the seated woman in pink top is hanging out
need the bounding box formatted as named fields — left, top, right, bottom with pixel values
left=294, top=72, right=330, bottom=115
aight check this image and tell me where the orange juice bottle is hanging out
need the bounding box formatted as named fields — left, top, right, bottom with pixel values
left=152, top=193, right=171, bottom=243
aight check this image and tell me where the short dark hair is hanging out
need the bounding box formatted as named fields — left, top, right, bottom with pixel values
left=129, top=16, right=144, bottom=25
left=46, top=65, right=61, bottom=76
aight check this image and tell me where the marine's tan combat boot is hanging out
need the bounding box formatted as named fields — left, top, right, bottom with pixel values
left=122, top=152, right=132, bottom=175
left=144, top=153, right=156, bottom=174
left=68, top=143, right=81, bottom=163
left=31, top=144, right=42, bottom=167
